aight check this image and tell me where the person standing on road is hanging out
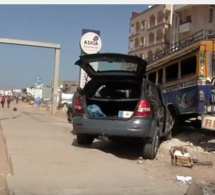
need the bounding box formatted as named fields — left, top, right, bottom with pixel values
left=1, top=96, right=5, bottom=108
left=16, top=95, right=19, bottom=104
left=7, top=96, right=11, bottom=108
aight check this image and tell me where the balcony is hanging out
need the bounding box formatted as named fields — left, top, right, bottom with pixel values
left=179, top=22, right=192, bottom=33
left=174, top=5, right=191, bottom=12
left=129, top=31, right=139, bottom=38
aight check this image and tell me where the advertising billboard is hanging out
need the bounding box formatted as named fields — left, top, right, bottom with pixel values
left=79, top=29, right=102, bottom=88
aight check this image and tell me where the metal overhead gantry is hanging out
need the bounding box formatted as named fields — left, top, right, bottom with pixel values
left=0, top=38, right=61, bottom=114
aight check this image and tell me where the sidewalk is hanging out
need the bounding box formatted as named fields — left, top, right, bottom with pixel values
left=0, top=105, right=187, bottom=195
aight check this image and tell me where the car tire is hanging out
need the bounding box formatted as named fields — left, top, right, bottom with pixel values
left=142, top=128, right=160, bottom=160
left=76, top=134, right=94, bottom=146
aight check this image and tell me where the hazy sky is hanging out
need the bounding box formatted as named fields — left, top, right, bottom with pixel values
left=0, top=4, right=148, bottom=89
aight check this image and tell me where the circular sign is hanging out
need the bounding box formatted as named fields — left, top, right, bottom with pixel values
left=80, top=32, right=102, bottom=54
left=34, top=76, right=43, bottom=85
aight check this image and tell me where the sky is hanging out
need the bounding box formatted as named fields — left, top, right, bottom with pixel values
left=0, top=4, right=149, bottom=89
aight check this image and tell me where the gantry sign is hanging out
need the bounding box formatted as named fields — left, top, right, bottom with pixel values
left=0, top=38, right=61, bottom=114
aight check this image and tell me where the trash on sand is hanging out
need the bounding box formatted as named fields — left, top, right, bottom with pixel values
left=137, top=156, right=143, bottom=164
left=170, top=146, right=193, bottom=168
left=170, top=146, right=213, bottom=168
left=192, top=158, right=213, bottom=167
left=176, top=175, right=192, bottom=183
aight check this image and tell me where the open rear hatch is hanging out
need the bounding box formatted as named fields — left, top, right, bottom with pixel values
left=81, top=80, right=142, bottom=120
left=75, top=53, right=148, bottom=79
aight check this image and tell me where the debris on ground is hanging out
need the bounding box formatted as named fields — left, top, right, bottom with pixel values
left=186, top=180, right=215, bottom=195
left=137, top=157, right=143, bottom=164
left=192, top=158, right=213, bottom=167
left=170, top=146, right=213, bottom=168
left=176, top=175, right=192, bottom=184
left=170, top=146, right=193, bottom=168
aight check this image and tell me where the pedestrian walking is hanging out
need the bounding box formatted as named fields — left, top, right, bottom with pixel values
left=16, top=96, right=19, bottom=104
left=7, top=96, right=11, bottom=108
left=1, top=96, right=5, bottom=108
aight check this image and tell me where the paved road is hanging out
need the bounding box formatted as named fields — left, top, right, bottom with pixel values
left=0, top=104, right=187, bottom=195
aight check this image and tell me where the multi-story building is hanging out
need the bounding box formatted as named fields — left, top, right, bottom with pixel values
left=128, top=5, right=172, bottom=60
left=172, top=5, right=215, bottom=44
left=128, top=4, right=215, bottom=63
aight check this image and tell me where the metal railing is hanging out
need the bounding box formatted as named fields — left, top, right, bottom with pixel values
left=145, top=30, right=215, bottom=64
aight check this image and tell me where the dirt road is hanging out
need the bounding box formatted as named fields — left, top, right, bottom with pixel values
left=0, top=102, right=215, bottom=194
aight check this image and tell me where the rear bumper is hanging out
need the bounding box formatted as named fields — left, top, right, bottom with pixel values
left=73, top=116, right=152, bottom=138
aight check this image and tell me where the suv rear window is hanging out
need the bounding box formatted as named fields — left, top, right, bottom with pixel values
left=88, top=61, right=139, bottom=72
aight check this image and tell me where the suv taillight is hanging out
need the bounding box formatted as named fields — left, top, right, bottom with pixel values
left=75, top=98, right=83, bottom=114
left=135, top=99, right=151, bottom=116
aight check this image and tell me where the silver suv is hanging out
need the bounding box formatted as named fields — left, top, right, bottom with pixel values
left=73, top=53, right=173, bottom=159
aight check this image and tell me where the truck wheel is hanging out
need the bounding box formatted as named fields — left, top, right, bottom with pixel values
left=142, top=128, right=160, bottom=160
left=76, top=134, right=94, bottom=146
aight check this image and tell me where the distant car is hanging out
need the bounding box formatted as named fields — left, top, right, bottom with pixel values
left=72, top=53, right=174, bottom=159
left=59, top=93, right=74, bottom=108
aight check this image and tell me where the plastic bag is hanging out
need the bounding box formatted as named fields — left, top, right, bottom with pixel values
left=87, top=104, right=106, bottom=117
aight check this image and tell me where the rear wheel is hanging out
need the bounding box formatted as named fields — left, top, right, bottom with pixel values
left=142, top=128, right=160, bottom=159
left=76, top=134, right=94, bottom=146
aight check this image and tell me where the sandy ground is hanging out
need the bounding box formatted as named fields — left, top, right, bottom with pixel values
left=0, top=102, right=215, bottom=194
left=22, top=103, right=215, bottom=182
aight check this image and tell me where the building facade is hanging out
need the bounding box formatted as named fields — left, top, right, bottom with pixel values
left=172, top=5, right=215, bottom=44
left=128, top=5, right=172, bottom=60
left=128, top=4, right=215, bottom=62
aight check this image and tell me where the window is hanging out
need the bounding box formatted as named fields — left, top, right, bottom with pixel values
left=149, top=33, right=155, bottom=45
left=148, top=72, right=156, bottom=84
left=165, top=63, right=178, bottom=82
left=151, top=84, right=161, bottom=104
left=141, top=20, right=146, bottom=30
left=145, top=82, right=161, bottom=104
left=158, top=69, right=163, bottom=84
left=209, top=8, right=214, bottom=23
left=130, top=25, right=135, bottom=36
left=174, top=15, right=178, bottom=29
left=181, top=56, right=196, bottom=77
left=145, top=83, right=152, bottom=97
left=148, top=50, right=153, bottom=58
left=140, top=37, right=145, bottom=46
left=136, top=22, right=140, bottom=33
left=186, top=15, right=191, bottom=22
left=129, top=40, right=134, bottom=51
left=134, top=38, right=139, bottom=48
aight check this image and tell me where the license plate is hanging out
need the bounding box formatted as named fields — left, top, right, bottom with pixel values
left=202, top=115, right=215, bottom=131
